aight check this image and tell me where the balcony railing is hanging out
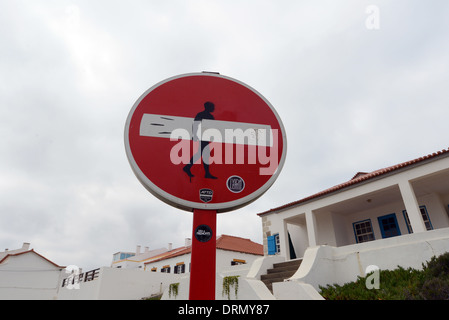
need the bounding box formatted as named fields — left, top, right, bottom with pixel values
left=61, top=268, right=100, bottom=288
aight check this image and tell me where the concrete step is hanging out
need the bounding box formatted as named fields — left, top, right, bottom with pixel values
left=267, top=265, right=299, bottom=274
left=260, top=259, right=302, bottom=293
left=261, top=270, right=297, bottom=281
left=272, top=259, right=302, bottom=269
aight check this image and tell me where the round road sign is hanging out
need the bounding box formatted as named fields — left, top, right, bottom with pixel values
left=124, top=72, right=286, bottom=213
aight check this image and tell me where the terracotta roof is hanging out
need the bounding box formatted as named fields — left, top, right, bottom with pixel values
left=258, top=147, right=449, bottom=216
left=0, top=249, right=65, bottom=269
left=144, top=246, right=192, bottom=264
left=351, top=172, right=369, bottom=180
left=216, top=234, right=263, bottom=255
left=144, top=234, right=263, bottom=265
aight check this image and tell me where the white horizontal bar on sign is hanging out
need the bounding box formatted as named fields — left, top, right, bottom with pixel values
left=139, top=114, right=273, bottom=147
left=140, top=114, right=194, bottom=139
left=201, top=119, right=273, bottom=147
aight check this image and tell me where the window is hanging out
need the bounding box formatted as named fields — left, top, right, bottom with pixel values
left=161, top=265, right=171, bottom=273
left=267, top=234, right=281, bottom=255
left=403, top=210, right=412, bottom=233
left=121, top=253, right=134, bottom=260
left=403, top=205, right=433, bottom=233
left=378, top=213, right=401, bottom=239
left=353, top=219, right=375, bottom=243
left=174, top=263, right=185, bottom=274
left=113, top=252, right=135, bottom=261
left=275, top=234, right=281, bottom=253
left=231, top=259, right=246, bottom=266
left=150, top=267, right=157, bottom=272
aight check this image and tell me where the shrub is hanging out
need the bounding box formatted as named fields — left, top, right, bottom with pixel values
left=319, top=252, right=449, bottom=300
left=418, top=278, right=449, bottom=300
left=423, top=253, right=449, bottom=278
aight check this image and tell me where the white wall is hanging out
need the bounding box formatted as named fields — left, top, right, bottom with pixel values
left=57, top=267, right=183, bottom=300
left=57, top=228, right=449, bottom=300
left=342, top=199, right=409, bottom=243
left=161, top=258, right=280, bottom=300
left=315, top=211, right=337, bottom=246
left=144, top=249, right=262, bottom=275
left=278, top=227, right=449, bottom=295
left=265, top=189, right=449, bottom=260
left=287, top=224, right=308, bottom=259
left=57, top=273, right=100, bottom=300
left=58, top=262, right=273, bottom=300
left=57, top=249, right=263, bottom=300
left=144, top=253, right=191, bottom=273
left=422, top=193, right=449, bottom=229
left=0, top=253, right=64, bottom=300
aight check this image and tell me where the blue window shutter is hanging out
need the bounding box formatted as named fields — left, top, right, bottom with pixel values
left=267, top=235, right=276, bottom=255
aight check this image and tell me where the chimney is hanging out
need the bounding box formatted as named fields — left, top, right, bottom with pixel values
left=22, top=242, right=30, bottom=251
left=136, top=245, right=141, bottom=255
left=185, top=238, right=192, bottom=247
left=168, top=243, right=173, bottom=251
left=144, top=246, right=149, bottom=253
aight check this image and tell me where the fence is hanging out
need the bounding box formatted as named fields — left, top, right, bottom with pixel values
left=61, top=268, right=100, bottom=288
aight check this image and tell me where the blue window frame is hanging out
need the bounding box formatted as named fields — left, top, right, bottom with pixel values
left=267, top=235, right=275, bottom=255
left=378, top=213, right=401, bottom=239
left=353, top=219, right=375, bottom=243
left=267, top=234, right=280, bottom=255
left=402, top=205, right=433, bottom=233
left=402, top=210, right=413, bottom=234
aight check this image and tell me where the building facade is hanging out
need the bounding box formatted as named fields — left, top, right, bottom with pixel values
left=58, top=234, right=264, bottom=300
left=260, top=148, right=449, bottom=261
left=143, top=234, right=263, bottom=274
left=111, top=245, right=169, bottom=269
left=0, top=243, right=66, bottom=300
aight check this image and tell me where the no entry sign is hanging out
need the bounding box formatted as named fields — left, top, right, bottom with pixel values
left=124, top=72, right=286, bottom=213
left=125, top=72, right=286, bottom=300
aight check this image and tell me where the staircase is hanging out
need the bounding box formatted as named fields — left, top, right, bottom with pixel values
left=261, top=259, right=302, bottom=293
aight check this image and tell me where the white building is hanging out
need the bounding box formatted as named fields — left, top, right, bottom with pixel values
left=143, top=234, right=263, bottom=274
left=57, top=234, right=264, bottom=300
left=11, top=147, right=449, bottom=300
left=257, top=148, right=449, bottom=299
left=111, top=245, right=168, bottom=269
left=0, top=242, right=66, bottom=300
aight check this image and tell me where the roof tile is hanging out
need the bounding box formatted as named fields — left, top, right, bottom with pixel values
left=258, top=147, right=449, bottom=216
left=143, top=234, right=263, bottom=265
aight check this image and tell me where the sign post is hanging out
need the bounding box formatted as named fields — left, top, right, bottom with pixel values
left=190, top=209, right=217, bottom=300
left=124, top=72, right=286, bottom=300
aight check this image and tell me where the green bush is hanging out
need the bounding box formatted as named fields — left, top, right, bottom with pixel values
left=319, top=252, right=449, bottom=300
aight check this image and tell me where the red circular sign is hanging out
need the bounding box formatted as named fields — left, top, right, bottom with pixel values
left=124, top=73, right=286, bottom=213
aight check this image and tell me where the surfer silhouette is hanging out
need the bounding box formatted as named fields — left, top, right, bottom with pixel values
left=183, top=101, right=218, bottom=181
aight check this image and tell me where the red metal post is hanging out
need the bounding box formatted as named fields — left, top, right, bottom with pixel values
left=189, top=209, right=217, bottom=300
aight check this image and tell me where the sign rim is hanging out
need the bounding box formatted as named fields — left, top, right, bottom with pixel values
left=124, top=72, right=287, bottom=213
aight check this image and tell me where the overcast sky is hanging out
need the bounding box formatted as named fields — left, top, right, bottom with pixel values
left=1, top=1, right=448, bottom=271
